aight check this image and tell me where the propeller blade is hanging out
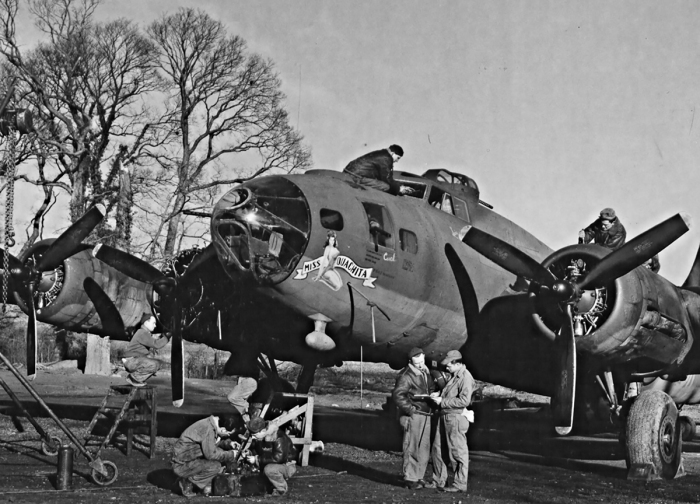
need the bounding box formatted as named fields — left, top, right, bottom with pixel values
left=25, top=285, right=37, bottom=380
left=552, top=305, right=576, bottom=435
left=36, top=206, right=104, bottom=272
left=83, top=278, right=127, bottom=339
left=93, top=244, right=163, bottom=284
left=171, top=298, right=185, bottom=407
left=462, top=227, right=555, bottom=286
left=578, top=213, right=692, bottom=290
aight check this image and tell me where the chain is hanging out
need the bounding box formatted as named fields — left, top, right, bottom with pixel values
left=2, top=130, right=16, bottom=313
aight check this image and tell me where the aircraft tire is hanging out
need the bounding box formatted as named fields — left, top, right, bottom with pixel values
left=625, top=390, right=682, bottom=479
left=680, top=416, right=696, bottom=442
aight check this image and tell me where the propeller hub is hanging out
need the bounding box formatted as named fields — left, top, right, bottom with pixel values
left=153, top=277, right=177, bottom=297
left=551, top=280, right=576, bottom=301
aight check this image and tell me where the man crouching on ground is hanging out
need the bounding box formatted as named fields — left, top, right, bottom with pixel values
left=246, top=417, right=299, bottom=497
left=392, top=347, right=437, bottom=490
left=171, top=414, right=238, bottom=498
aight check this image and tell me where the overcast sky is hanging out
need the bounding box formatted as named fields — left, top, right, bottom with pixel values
left=11, top=1, right=700, bottom=285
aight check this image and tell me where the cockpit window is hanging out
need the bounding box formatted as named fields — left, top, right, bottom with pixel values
left=362, top=202, right=394, bottom=249
left=320, top=209, right=344, bottom=231
left=400, top=229, right=418, bottom=254
left=452, top=197, right=470, bottom=222
left=396, top=181, right=427, bottom=199
left=428, top=186, right=454, bottom=215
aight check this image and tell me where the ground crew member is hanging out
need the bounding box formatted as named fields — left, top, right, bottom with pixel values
left=227, top=376, right=258, bottom=423
left=171, top=414, right=238, bottom=498
left=578, top=207, right=627, bottom=250
left=246, top=417, right=299, bottom=497
left=123, top=313, right=169, bottom=387
left=392, top=347, right=436, bottom=490
left=428, top=350, right=475, bottom=493
left=343, top=144, right=414, bottom=195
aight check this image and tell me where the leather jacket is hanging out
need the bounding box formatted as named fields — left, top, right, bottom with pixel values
left=582, top=218, right=627, bottom=250
left=343, top=149, right=402, bottom=194
left=392, top=364, right=436, bottom=417
left=254, top=428, right=298, bottom=467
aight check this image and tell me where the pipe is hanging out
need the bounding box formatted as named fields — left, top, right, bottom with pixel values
left=0, top=350, right=94, bottom=462
left=0, top=374, right=53, bottom=445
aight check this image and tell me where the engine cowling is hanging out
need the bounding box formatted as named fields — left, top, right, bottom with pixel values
left=530, top=244, right=692, bottom=372
left=11, top=239, right=152, bottom=338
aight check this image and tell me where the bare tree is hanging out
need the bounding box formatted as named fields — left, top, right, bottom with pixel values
left=145, top=8, right=311, bottom=258
left=0, top=0, right=165, bottom=250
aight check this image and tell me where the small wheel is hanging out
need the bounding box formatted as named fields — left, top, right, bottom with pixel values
left=91, top=460, right=118, bottom=486
left=41, top=436, right=62, bottom=457
left=680, top=416, right=696, bottom=441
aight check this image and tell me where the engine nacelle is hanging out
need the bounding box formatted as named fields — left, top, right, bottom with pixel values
left=12, top=239, right=152, bottom=338
left=531, top=244, right=693, bottom=372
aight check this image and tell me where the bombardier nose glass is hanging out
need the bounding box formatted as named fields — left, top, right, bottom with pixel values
left=212, top=178, right=310, bottom=284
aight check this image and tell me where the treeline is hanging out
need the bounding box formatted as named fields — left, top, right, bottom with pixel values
left=0, top=0, right=311, bottom=265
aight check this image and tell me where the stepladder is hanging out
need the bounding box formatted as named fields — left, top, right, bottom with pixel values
left=84, top=385, right=158, bottom=459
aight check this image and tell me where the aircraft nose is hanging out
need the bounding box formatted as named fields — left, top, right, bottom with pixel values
left=211, top=177, right=310, bottom=284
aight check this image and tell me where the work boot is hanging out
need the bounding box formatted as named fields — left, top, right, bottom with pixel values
left=404, top=480, right=423, bottom=490
left=267, top=489, right=285, bottom=497
left=441, top=485, right=466, bottom=493
left=178, top=478, right=195, bottom=498
left=421, top=480, right=437, bottom=489
left=202, top=485, right=212, bottom=497
left=126, top=376, right=145, bottom=387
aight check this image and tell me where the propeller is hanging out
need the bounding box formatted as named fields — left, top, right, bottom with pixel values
left=462, top=226, right=556, bottom=288
left=576, top=213, right=691, bottom=290
left=83, top=278, right=127, bottom=339
left=2, top=206, right=105, bottom=378
left=552, top=305, right=576, bottom=435
left=461, top=213, right=691, bottom=432
left=93, top=244, right=216, bottom=407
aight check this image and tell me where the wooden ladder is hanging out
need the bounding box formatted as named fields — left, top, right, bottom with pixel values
left=83, top=385, right=157, bottom=458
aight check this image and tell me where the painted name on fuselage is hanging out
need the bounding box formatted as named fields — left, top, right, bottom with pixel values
left=294, top=255, right=377, bottom=287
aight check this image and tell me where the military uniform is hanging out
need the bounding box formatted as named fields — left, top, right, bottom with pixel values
left=392, top=362, right=436, bottom=485
left=431, top=365, right=475, bottom=492
left=581, top=218, right=627, bottom=250
left=253, top=426, right=298, bottom=494
left=171, top=416, right=236, bottom=491
left=343, top=149, right=401, bottom=194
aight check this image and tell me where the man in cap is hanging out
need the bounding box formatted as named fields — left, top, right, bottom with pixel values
left=246, top=417, right=299, bottom=497
left=579, top=207, right=627, bottom=251
left=392, top=347, right=437, bottom=489
left=123, top=313, right=169, bottom=387
left=343, top=144, right=415, bottom=195
left=428, top=349, right=475, bottom=493
left=171, top=414, right=238, bottom=498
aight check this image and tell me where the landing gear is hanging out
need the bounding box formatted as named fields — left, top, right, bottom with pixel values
left=625, top=390, right=683, bottom=480
left=680, top=415, right=696, bottom=442
left=296, top=364, right=317, bottom=394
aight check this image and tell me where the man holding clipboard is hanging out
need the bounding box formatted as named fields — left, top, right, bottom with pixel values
left=392, top=347, right=437, bottom=490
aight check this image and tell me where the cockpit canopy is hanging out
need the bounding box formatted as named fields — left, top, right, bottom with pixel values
left=420, top=169, right=480, bottom=198
left=211, top=177, right=310, bottom=284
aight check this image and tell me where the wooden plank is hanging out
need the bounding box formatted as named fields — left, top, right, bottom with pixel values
left=301, top=395, right=314, bottom=466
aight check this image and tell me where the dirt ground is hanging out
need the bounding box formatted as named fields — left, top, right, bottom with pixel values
left=2, top=364, right=700, bottom=503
